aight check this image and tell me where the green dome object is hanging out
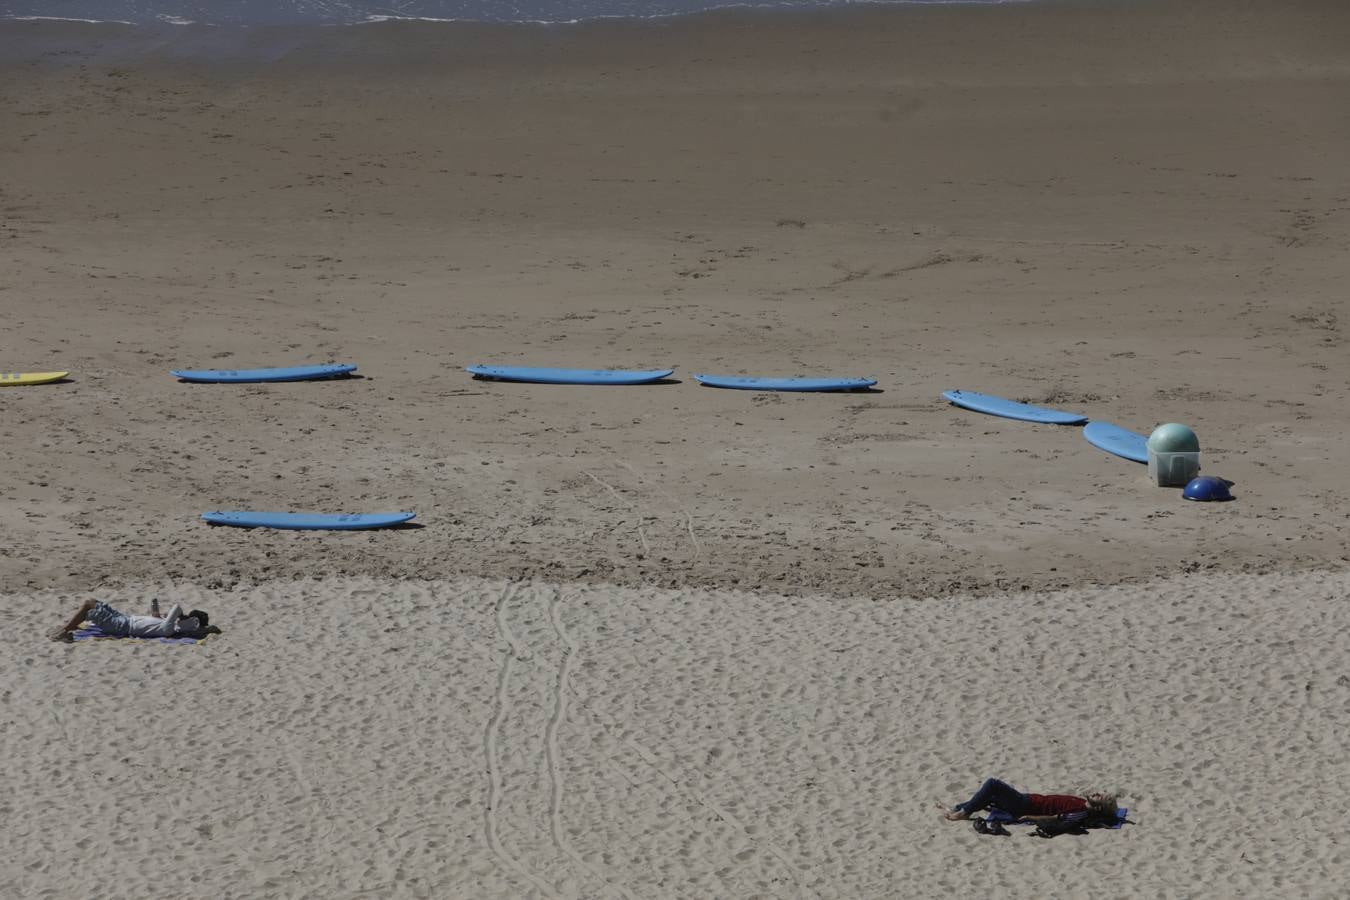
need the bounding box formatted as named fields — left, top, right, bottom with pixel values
left=1148, top=422, right=1200, bottom=453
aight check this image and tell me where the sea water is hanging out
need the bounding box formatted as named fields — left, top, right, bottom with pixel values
left=0, top=0, right=1027, bottom=27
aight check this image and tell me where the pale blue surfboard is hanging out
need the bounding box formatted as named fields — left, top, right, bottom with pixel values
left=1083, top=421, right=1149, bottom=463
left=693, top=374, right=877, bottom=392
left=466, top=365, right=673, bottom=385
left=942, top=389, right=1087, bottom=425
left=172, top=364, right=356, bottom=383
left=202, top=511, right=415, bottom=530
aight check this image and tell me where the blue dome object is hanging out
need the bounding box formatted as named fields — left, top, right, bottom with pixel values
left=1148, top=423, right=1200, bottom=453
left=1183, top=476, right=1233, bottom=502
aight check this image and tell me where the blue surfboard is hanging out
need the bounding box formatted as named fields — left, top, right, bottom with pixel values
left=693, top=374, right=877, bottom=392
left=942, top=389, right=1088, bottom=425
left=202, top=511, right=415, bottom=530
left=466, top=365, right=673, bottom=385
left=172, top=364, right=356, bottom=383
left=1083, top=421, right=1148, bottom=463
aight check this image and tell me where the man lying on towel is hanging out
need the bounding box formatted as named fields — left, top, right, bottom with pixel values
left=49, top=598, right=221, bottom=642
left=937, top=778, right=1118, bottom=826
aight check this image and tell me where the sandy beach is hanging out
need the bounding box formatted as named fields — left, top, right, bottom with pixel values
left=10, top=571, right=1350, bottom=897
left=3, top=0, right=1349, bottom=895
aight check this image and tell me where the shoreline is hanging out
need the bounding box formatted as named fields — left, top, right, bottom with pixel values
left=4, top=3, right=1346, bottom=88
left=0, top=0, right=1047, bottom=30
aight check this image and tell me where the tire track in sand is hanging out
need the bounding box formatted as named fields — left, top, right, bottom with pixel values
left=484, top=581, right=560, bottom=898
left=545, top=587, right=637, bottom=900
left=615, top=458, right=701, bottom=559
left=582, top=467, right=653, bottom=558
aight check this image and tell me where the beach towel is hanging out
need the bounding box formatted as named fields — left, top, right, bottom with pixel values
left=987, top=807, right=1129, bottom=829
left=71, top=625, right=207, bottom=645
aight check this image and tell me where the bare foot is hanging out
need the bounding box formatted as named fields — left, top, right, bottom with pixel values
left=941, top=807, right=969, bottom=821
left=49, top=629, right=74, bottom=643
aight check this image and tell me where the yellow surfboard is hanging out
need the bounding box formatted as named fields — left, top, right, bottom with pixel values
left=0, top=371, right=69, bottom=386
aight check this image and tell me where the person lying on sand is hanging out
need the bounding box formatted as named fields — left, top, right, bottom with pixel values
left=937, top=778, right=1117, bottom=825
left=49, top=598, right=221, bottom=642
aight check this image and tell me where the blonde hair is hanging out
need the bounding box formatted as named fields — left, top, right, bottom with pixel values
left=1085, top=792, right=1118, bottom=815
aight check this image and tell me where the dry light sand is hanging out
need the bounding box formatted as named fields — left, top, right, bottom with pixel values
left=2, top=0, right=1349, bottom=896
left=9, top=572, right=1350, bottom=898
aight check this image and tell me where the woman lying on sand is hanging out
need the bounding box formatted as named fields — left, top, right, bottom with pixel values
left=49, top=598, right=220, bottom=642
left=938, top=778, right=1118, bottom=825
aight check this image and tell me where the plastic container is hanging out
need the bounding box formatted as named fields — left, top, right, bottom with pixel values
left=1147, top=423, right=1201, bottom=487
left=1149, top=450, right=1201, bottom=486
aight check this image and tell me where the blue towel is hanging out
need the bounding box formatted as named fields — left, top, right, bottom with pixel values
left=987, top=807, right=1128, bottom=829
left=72, top=625, right=206, bottom=645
